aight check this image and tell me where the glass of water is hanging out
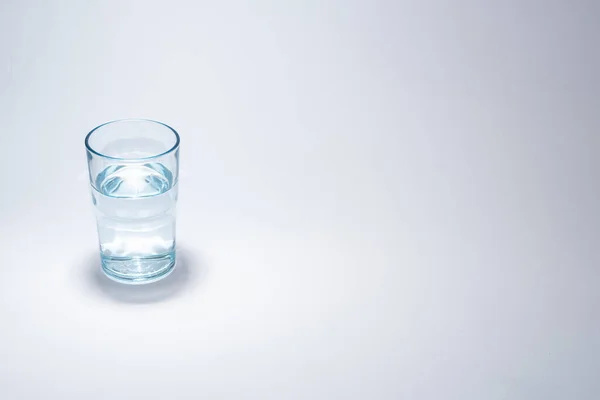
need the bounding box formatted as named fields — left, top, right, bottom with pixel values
left=85, top=119, right=180, bottom=284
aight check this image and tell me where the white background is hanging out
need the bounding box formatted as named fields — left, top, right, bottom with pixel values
left=0, top=1, right=599, bottom=399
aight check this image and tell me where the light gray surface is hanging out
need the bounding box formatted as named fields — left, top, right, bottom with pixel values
left=0, top=1, right=599, bottom=399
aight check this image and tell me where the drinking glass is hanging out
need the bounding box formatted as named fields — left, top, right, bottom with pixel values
left=85, top=119, right=180, bottom=284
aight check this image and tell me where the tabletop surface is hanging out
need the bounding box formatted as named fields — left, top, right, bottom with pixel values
left=0, top=1, right=599, bottom=399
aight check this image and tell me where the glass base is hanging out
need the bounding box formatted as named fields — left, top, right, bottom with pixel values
left=101, top=253, right=176, bottom=285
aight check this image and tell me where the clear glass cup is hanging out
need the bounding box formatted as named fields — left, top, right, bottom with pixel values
left=85, top=119, right=180, bottom=284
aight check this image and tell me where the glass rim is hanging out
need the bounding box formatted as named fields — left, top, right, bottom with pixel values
left=85, top=118, right=181, bottom=161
